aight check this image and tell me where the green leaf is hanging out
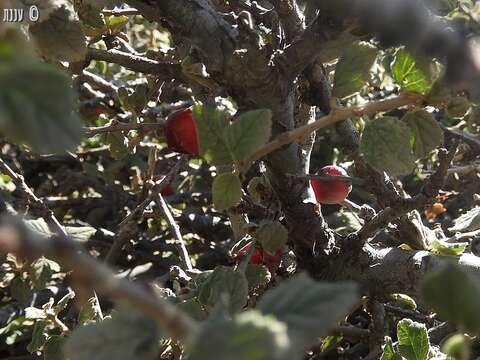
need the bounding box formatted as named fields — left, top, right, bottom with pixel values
left=65, top=307, right=161, bottom=360
left=446, top=96, right=471, bottom=118
left=245, top=264, right=271, bottom=291
left=187, top=310, right=291, bottom=360
left=431, top=239, right=467, bottom=256
left=255, top=221, right=288, bottom=254
left=198, top=265, right=248, bottom=314
left=333, top=42, right=378, bottom=98
left=441, top=333, right=470, bottom=359
left=425, top=80, right=452, bottom=107
left=212, top=173, right=242, bottom=210
left=390, top=294, right=417, bottom=310
left=0, top=61, right=82, bottom=154
left=397, top=319, right=430, bottom=360
left=193, top=105, right=232, bottom=165
left=224, top=109, right=272, bottom=161
left=422, top=263, right=480, bottom=334
left=257, top=273, right=358, bottom=343
left=449, top=206, right=480, bottom=232
left=27, top=320, right=48, bottom=353
left=29, top=5, right=87, bottom=62
left=380, top=337, right=401, bottom=360
left=177, top=299, right=208, bottom=321
left=391, top=49, right=432, bottom=94
left=104, top=132, right=129, bottom=160
left=78, top=297, right=102, bottom=325
left=44, top=335, right=66, bottom=360
left=105, top=15, right=129, bottom=33
left=360, top=116, right=416, bottom=176
left=29, top=257, right=60, bottom=289
left=403, top=110, right=444, bottom=158
left=247, top=176, right=270, bottom=204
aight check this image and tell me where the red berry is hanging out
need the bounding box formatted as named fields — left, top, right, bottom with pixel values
left=310, top=165, right=352, bottom=204
left=236, top=241, right=264, bottom=265
left=165, top=108, right=199, bottom=155
left=152, top=175, right=174, bottom=196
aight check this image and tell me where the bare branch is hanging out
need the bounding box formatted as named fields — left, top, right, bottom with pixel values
left=84, top=120, right=165, bottom=138
left=87, top=48, right=182, bottom=77
left=243, top=93, right=422, bottom=169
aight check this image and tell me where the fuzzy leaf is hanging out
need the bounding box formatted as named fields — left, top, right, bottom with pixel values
left=333, top=42, right=378, bottom=98
left=258, top=273, right=358, bottom=344
left=212, top=173, right=242, bottom=210
left=422, top=263, right=480, bottom=334
left=360, top=116, right=416, bottom=176
left=224, top=109, right=272, bottom=161
left=29, top=5, right=87, bottom=62
left=404, top=110, right=444, bottom=158
left=197, top=265, right=248, bottom=314
left=391, top=49, right=432, bottom=94
left=255, top=221, right=288, bottom=254
left=397, top=319, right=430, bottom=360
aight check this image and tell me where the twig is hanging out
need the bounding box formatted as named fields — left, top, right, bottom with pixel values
left=0, top=216, right=197, bottom=340
left=154, top=193, right=193, bottom=271
left=87, top=48, right=182, bottom=77
left=242, top=93, right=422, bottom=169
left=84, top=120, right=164, bottom=137
left=288, top=173, right=366, bottom=185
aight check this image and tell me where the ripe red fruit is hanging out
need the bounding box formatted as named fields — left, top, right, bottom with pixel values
left=237, top=241, right=263, bottom=265
left=165, top=108, right=199, bottom=156
left=236, top=241, right=282, bottom=272
left=310, top=165, right=352, bottom=204
left=152, top=175, right=174, bottom=196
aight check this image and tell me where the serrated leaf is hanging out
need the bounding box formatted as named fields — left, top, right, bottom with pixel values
left=29, top=5, right=87, bottom=62
left=257, top=273, right=358, bottom=344
left=255, top=221, right=288, bottom=254
left=25, top=218, right=51, bottom=238
left=380, top=337, right=401, bottom=360
left=193, top=105, right=232, bottom=165
left=333, top=42, right=378, bottom=98
left=245, top=264, right=271, bottom=291
left=29, top=257, right=60, bottom=289
left=187, top=310, right=291, bottom=360
left=104, top=132, right=129, bottom=160
left=77, top=2, right=105, bottom=28
left=422, top=263, right=480, bottom=334
left=197, top=265, right=248, bottom=314
left=449, top=206, right=480, bottom=232
left=27, top=320, right=47, bottom=353
left=224, top=109, right=272, bottom=161
left=247, top=176, right=270, bottom=204
left=360, top=117, right=416, bottom=176
left=404, top=110, right=444, bottom=158
left=446, top=96, right=471, bottom=118
left=78, top=297, right=102, bottom=325
left=65, top=307, right=161, bottom=360
left=212, top=173, right=242, bottom=210
left=397, top=319, right=430, bottom=360
left=177, top=299, right=208, bottom=321
left=391, top=49, right=432, bottom=94
left=0, top=61, right=81, bottom=154
left=431, top=239, right=467, bottom=255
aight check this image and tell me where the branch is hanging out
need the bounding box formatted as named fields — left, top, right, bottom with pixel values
left=84, top=120, right=165, bottom=138
left=0, top=216, right=197, bottom=341
left=243, top=93, right=422, bottom=169
left=87, top=48, right=182, bottom=77
left=154, top=193, right=193, bottom=271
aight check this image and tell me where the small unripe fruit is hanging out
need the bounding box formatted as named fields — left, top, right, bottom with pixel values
left=310, top=165, right=352, bottom=204
left=165, top=108, right=199, bottom=155
left=152, top=175, right=174, bottom=196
